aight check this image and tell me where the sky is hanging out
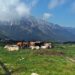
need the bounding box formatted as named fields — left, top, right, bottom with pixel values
left=0, top=0, right=75, bottom=27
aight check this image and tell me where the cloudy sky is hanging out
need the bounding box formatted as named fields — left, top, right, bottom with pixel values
left=0, top=0, right=75, bottom=27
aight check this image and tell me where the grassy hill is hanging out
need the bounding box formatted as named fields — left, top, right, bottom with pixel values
left=0, top=43, right=75, bottom=75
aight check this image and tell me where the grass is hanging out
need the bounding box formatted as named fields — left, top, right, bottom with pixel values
left=0, top=43, right=75, bottom=75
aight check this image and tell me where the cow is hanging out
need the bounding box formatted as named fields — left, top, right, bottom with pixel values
left=30, top=46, right=40, bottom=50
left=41, top=46, right=47, bottom=49
left=4, top=45, right=19, bottom=51
left=22, top=42, right=29, bottom=48
left=16, top=42, right=23, bottom=48
left=41, top=42, right=53, bottom=49
left=29, top=42, right=35, bottom=46
left=29, top=41, right=45, bottom=47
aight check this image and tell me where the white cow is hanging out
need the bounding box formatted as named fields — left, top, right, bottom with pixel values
left=41, top=46, right=47, bottom=49
left=41, top=43, right=52, bottom=49
left=4, top=45, right=19, bottom=51
left=4, top=45, right=10, bottom=49
left=30, top=46, right=40, bottom=50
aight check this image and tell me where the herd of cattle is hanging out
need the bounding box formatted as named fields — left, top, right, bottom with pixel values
left=4, top=41, right=53, bottom=51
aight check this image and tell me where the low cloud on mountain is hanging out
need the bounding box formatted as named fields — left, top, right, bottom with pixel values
left=43, top=13, right=53, bottom=20
left=0, top=0, right=38, bottom=21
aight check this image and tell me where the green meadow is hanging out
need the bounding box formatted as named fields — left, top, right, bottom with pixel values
left=0, top=43, right=75, bottom=75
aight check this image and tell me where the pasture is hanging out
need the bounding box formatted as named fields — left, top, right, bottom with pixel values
left=0, top=43, right=75, bottom=75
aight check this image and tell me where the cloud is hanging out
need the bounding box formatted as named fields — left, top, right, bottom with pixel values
left=43, top=13, right=53, bottom=20
left=16, top=3, right=30, bottom=16
left=48, top=0, right=65, bottom=9
left=0, top=0, right=38, bottom=21
left=30, top=0, right=39, bottom=7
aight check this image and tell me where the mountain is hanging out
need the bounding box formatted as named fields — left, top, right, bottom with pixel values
left=64, top=27, right=75, bottom=35
left=0, top=16, right=75, bottom=42
left=0, top=30, right=9, bottom=40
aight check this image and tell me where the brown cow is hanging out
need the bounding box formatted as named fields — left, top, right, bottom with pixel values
left=16, top=42, right=23, bottom=48
left=16, top=41, right=30, bottom=48
left=22, top=42, right=30, bottom=48
left=29, top=42, right=35, bottom=46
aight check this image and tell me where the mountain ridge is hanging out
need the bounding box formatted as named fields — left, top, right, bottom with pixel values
left=0, top=16, right=75, bottom=42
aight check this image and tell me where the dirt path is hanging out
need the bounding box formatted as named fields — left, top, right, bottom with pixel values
left=66, top=57, right=75, bottom=63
